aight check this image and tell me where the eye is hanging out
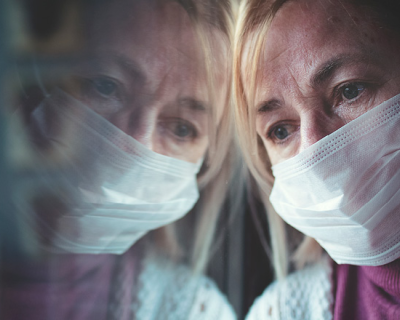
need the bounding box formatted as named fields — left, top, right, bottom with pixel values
left=267, top=123, right=297, bottom=144
left=273, top=126, right=289, bottom=140
left=91, top=78, right=118, bottom=97
left=161, top=119, right=197, bottom=141
left=71, top=76, right=126, bottom=115
left=172, top=121, right=197, bottom=140
left=341, top=83, right=365, bottom=101
left=173, top=122, right=193, bottom=138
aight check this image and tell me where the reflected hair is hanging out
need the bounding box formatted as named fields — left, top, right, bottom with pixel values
left=152, top=0, right=243, bottom=273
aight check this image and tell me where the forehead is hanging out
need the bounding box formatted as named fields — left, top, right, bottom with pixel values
left=265, top=1, right=371, bottom=74
left=88, top=1, right=192, bottom=44
left=245, top=0, right=397, bottom=92
left=84, top=0, right=201, bottom=71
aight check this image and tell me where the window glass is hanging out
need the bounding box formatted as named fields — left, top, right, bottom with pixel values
left=0, top=1, right=249, bottom=319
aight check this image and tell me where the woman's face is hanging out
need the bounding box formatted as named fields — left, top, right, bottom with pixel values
left=62, top=0, right=226, bottom=163
left=252, top=0, right=400, bottom=165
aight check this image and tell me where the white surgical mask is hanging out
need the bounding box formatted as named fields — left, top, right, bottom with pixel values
left=14, top=90, right=202, bottom=254
left=270, top=93, right=400, bottom=266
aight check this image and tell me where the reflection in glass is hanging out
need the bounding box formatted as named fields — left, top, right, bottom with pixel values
left=0, top=0, right=242, bottom=319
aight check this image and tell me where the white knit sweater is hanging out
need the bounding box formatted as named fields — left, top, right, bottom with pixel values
left=133, top=252, right=237, bottom=320
left=246, top=259, right=333, bottom=320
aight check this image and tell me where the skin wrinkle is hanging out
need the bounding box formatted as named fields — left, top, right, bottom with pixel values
left=263, top=46, right=289, bottom=65
left=152, top=63, right=174, bottom=99
left=337, top=0, right=357, bottom=26
left=316, top=0, right=329, bottom=14
left=312, top=59, right=342, bottom=88
left=172, top=45, right=197, bottom=62
left=328, top=15, right=341, bottom=24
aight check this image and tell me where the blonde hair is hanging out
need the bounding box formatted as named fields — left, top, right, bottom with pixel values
left=232, top=0, right=322, bottom=279
left=153, top=0, right=245, bottom=273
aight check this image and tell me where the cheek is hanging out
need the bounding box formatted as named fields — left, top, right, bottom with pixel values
left=153, top=135, right=209, bottom=163
left=264, top=145, right=283, bottom=166
left=187, top=138, right=209, bottom=162
left=260, top=137, right=282, bottom=166
left=263, top=136, right=302, bottom=166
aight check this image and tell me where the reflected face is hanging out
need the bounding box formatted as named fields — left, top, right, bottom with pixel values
left=252, top=0, right=400, bottom=165
left=63, top=0, right=224, bottom=163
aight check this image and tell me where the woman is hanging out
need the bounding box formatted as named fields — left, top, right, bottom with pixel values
left=233, top=0, right=400, bottom=319
left=1, top=0, right=239, bottom=319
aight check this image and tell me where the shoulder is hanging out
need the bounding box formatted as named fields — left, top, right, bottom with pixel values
left=246, top=258, right=333, bottom=320
left=135, top=252, right=236, bottom=320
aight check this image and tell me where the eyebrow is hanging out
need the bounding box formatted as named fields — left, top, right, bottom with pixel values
left=310, top=56, right=350, bottom=88
left=257, top=99, right=282, bottom=114
left=311, top=58, right=343, bottom=87
left=179, top=97, right=209, bottom=112
left=86, top=53, right=146, bottom=83
left=311, top=54, right=372, bottom=88
left=114, top=54, right=149, bottom=84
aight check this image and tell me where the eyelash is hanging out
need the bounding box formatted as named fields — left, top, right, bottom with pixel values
left=82, top=76, right=124, bottom=101
left=266, top=122, right=297, bottom=145
left=160, top=118, right=198, bottom=143
left=333, top=81, right=369, bottom=106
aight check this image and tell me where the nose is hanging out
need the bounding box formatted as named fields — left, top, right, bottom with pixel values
left=299, top=111, right=345, bottom=152
left=110, top=110, right=155, bottom=151
left=129, top=120, right=154, bottom=149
